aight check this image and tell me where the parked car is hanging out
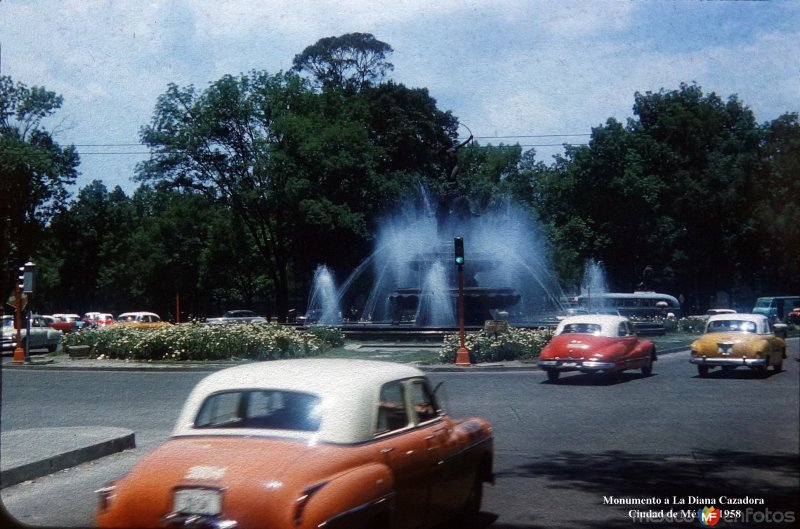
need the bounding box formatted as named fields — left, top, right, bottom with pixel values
left=689, top=313, right=787, bottom=377
left=206, top=309, right=267, bottom=324
left=48, top=313, right=83, bottom=334
left=95, top=359, right=494, bottom=529
left=115, top=312, right=169, bottom=329
left=1, top=314, right=62, bottom=353
left=536, top=314, right=657, bottom=382
left=50, top=313, right=84, bottom=333
left=83, top=312, right=115, bottom=328
left=787, top=307, right=800, bottom=325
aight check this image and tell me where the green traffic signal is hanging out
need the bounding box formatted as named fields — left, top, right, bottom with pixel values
left=454, top=236, right=465, bottom=266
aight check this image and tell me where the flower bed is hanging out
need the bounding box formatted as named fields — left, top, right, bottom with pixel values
left=438, top=326, right=555, bottom=364
left=63, top=322, right=343, bottom=361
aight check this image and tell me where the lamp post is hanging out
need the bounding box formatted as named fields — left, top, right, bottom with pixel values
left=454, top=237, right=471, bottom=366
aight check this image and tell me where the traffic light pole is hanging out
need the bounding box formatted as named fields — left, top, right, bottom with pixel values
left=455, top=262, right=471, bottom=366
left=453, top=237, right=471, bottom=366
left=12, top=285, right=26, bottom=364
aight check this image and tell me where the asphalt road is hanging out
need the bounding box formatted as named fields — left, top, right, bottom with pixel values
left=2, top=343, right=798, bottom=528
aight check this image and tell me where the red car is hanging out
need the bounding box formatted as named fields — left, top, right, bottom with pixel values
left=537, top=315, right=656, bottom=382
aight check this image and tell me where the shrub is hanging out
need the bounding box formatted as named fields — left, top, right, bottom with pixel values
left=63, top=322, right=333, bottom=361
left=438, top=326, right=555, bottom=364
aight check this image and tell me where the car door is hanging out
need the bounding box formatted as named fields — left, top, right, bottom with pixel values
left=616, top=321, right=639, bottom=368
left=406, top=378, right=467, bottom=526
left=373, top=380, right=429, bottom=529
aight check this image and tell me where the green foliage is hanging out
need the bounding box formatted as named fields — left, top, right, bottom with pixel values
left=438, top=326, right=555, bottom=364
left=0, top=76, right=78, bottom=293
left=661, top=316, right=707, bottom=334
left=63, top=323, right=338, bottom=361
left=292, top=32, right=394, bottom=90
left=304, top=325, right=346, bottom=348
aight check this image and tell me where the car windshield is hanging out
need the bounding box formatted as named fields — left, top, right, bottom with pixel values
left=754, top=300, right=772, bottom=308
left=194, top=390, right=322, bottom=432
left=560, top=323, right=602, bottom=335
left=2, top=317, right=14, bottom=329
left=707, top=320, right=757, bottom=333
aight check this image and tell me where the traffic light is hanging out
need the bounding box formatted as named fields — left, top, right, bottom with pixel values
left=454, top=237, right=465, bottom=266
left=20, top=262, right=36, bottom=294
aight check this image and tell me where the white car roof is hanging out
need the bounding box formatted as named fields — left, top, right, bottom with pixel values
left=118, top=311, right=160, bottom=318
left=554, top=314, right=633, bottom=338
left=172, top=359, right=426, bottom=444
left=706, top=313, right=770, bottom=333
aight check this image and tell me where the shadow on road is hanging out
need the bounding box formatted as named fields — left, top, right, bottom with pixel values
left=541, top=371, right=656, bottom=386
left=484, top=449, right=799, bottom=527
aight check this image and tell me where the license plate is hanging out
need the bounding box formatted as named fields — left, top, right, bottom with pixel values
left=173, top=488, right=222, bottom=515
left=561, top=362, right=577, bottom=367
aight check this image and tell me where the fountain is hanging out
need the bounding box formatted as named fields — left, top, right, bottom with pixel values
left=305, top=191, right=566, bottom=328
left=580, top=259, right=610, bottom=312
left=305, top=265, right=341, bottom=325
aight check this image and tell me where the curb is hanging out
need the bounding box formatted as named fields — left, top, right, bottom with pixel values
left=0, top=427, right=136, bottom=489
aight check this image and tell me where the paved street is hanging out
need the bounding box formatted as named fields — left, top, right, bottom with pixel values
left=2, top=343, right=798, bottom=528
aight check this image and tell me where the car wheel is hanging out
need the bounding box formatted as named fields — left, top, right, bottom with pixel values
left=462, top=471, right=484, bottom=517
left=697, top=365, right=709, bottom=377
left=773, top=355, right=783, bottom=372
left=546, top=370, right=560, bottom=382
left=755, top=358, right=769, bottom=378
left=641, top=359, right=653, bottom=377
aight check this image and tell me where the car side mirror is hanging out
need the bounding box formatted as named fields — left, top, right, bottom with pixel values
left=773, top=323, right=788, bottom=339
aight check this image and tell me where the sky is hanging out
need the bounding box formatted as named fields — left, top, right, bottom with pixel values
left=2, top=0, right=798, bottom=195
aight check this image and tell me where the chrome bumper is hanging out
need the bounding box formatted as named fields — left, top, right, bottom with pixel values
left=689, top=356, right=766, bottom=367
left=537, top=359, right=616, bottom=372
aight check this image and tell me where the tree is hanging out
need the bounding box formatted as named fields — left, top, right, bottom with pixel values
left=138, top=72, right=306, bottom=320
left=292, top=33, right=394, bottom=91
left=0, top=76, right=78, bottom=295
left=751, top=113, right=800, bottom=293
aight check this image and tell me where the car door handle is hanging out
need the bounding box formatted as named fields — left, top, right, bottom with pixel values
left=381, top=447, right=394, bottom=454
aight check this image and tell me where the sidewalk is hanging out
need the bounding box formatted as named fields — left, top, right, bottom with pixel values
left=0, top=427, right=135, bottom=489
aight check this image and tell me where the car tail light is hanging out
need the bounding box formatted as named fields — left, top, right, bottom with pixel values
left=292, top=482, right=328, bottom=525
left=96, top=484, right=116, bottom=512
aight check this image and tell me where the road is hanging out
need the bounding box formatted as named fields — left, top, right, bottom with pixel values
left=2, top=343, right=798, bottom=528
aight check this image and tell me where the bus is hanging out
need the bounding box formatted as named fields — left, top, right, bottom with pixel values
left=752, top=296, right=800, bottom=321
left=573, top=291, right=681, bottom=318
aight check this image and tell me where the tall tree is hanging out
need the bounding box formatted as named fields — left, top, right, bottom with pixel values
left=292, top=33, right=394, bottom=91
left=751, top=113, right=800, bottom=293
left=138, top=71, right=341, bottom=320
left=0, top=76, right=78, bottom=295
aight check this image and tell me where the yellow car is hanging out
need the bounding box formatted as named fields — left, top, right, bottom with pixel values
left=690, top=313, right=787, bottom=377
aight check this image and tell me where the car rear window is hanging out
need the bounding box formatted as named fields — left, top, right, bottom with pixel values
left=560, top=323, right=602, bottom=335
left=707, top=320, right=757, bottom=333
left=194, top=390, right=322, bottom=432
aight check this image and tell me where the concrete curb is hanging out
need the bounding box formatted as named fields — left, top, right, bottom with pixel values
left=0, top=427, right=135, bottom=489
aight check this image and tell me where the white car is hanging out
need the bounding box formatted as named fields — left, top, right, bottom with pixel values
left=206, top=309, right=267, bottom=324
left=1, top=314, right=62, bottom=353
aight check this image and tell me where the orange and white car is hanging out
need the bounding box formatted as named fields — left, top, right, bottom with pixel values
left=95, top=359, right=494, bottom=529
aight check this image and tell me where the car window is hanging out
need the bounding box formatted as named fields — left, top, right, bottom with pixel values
left=560, top=323, right=601, bottom=335
left=375, top=381, right=408, bottom=435
left=708, top=320, right=757, bottom=333
left=409, top=379, right=439, bottom=424
left=194, top=390, right=322, bottom=431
